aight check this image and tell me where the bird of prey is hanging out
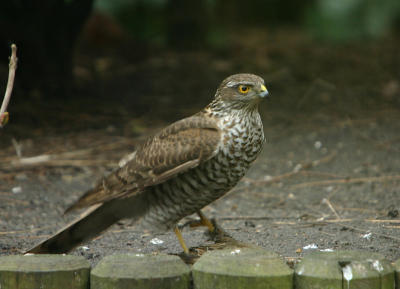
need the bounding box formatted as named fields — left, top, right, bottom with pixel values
left=27, top=73, right=269, bottom=254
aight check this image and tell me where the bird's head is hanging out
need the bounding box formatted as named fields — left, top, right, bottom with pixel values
left=212, top=73, right=269, bottom=112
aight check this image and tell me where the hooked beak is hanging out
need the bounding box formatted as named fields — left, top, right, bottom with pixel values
left=258, top=84, right=269, bottom=98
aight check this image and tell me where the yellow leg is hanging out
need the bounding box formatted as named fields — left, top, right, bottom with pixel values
left=174, top=226, right=189, bottom=254
left=197, top=210, right=215, bottom=233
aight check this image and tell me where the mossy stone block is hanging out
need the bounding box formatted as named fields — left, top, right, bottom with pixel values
left=294, top=250, right=395, bottom=289
left=91, top=253, right=190, bottom=289
left=192, top=247, right=293, bottom=289
left=0, top=254, right=90, bottom=289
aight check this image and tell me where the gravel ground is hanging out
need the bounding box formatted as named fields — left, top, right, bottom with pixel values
left=1, top=108, right=399, bottom=266
left=1, top=29, right=399, bottom=266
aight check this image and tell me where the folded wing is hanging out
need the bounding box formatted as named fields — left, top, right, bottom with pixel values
left=65, top=116, right=221, bottom=212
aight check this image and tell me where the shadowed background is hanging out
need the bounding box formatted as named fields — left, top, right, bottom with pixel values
left=0, top=0, right=399, bottom=138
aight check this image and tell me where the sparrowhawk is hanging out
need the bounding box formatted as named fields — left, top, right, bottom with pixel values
left=27, top=73, right=269, bottom=254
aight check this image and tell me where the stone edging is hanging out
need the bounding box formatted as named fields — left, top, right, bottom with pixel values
left=0, top=248, right=398, bottom=288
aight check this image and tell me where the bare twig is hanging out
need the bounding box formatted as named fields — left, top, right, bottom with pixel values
left=326, top=219, right=400, bottom=224
left=217, top=216, right=400, bottom=224
left=335, top=206, right=380, bottom=214
left=245, top=151, right=337, bottom=186
left=367, top=219, right=400, bottom=223
left=334, top=223, right=400, bottom=242
left=292, top=175, right=400, bottom=188
left=1, top=157, right=116, bottom=169
left=0, top=44, right=18, bottom=127
left=322, top=198, right=341, bottom=219
left=0, top=138, right=136, bottom=169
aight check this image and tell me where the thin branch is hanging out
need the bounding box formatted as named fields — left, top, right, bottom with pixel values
left=367, top=219, right=400, bottom=223
left=292, top=175, right=400, bottom=188
left=217, top=216, right=400, bottom=224
left=0, top=44, right=18, bottom=128
left=334, top=223, right=400, bottom=242
left=322, top=198, right=341, bottom=219
left=0, top=138, right=135, bottom=169
left=244, top=150, right=337, bottom=186
left=1, top=157, right=116, bottom=169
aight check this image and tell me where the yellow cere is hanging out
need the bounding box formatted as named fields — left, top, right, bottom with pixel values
left=260, top=84, right=267, bottom=92
left=238, top=85, right=250, bottom=94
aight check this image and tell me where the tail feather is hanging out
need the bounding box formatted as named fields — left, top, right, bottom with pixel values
left=26, top=197, right=143, bottom=254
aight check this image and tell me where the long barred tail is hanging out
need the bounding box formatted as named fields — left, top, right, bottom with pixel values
left=26, top=197, right=144, bottom=254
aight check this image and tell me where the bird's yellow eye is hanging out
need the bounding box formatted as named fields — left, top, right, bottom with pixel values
left=238, top=85, right=250, bottom=94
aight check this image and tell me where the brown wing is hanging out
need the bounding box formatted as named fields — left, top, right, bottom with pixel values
left=65, top=116, right=221, bottom=213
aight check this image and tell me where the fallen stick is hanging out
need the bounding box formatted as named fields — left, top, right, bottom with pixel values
left=0, top=138, right=136, bottom=168
left=385, top=225, right=400, bottom=229
left=322, top=198, right=341, bottom=219
left=292, top=175, right=400, bottom=188
left=1, top=158, right=116, bottom=169
left=245, top=151, right=338, bottom=186
left=334, top=223, right=400, bottom=242
left=0, top=44, right=17, bottom=127
left=367, top=219, right=400, bottom=223
left=218, top=216, right=400, bottom=224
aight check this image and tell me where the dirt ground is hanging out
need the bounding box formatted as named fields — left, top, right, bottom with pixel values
left=0, top=28, right=399, bottom=266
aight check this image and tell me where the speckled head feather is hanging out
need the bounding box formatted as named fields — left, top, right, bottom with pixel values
left=220, top=73, right=265, bottom=89
left=209, top=73, right=268, bottom=113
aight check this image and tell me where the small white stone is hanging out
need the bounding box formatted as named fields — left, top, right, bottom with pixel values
left=79, top=246, right=90, bottom=251
left=362, top=232, right=372, bottom=240
left=314, top=141, right=322, bottom=150
left=325, top=186, right=334, bottom=193
left=150, top=238, right=164, bottom=245
left=12, top=186, right=22, bottom=194
left=293, top=163, right=302, bottom=173
left=320, top=248, right=334, bottom=252
left=303, top=243, right=318, bottom=250
left=230, top=249, right=241, bottom=255
left=263, top=175, right=272, bottom=181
